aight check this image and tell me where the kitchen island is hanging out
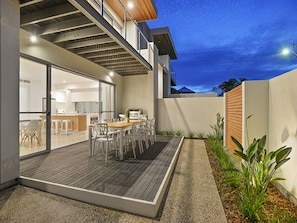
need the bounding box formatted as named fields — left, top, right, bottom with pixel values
left=40, top=114, right=87, bottom=131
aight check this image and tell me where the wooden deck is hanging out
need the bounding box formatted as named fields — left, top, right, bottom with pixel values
left=19, top=136, right=183, bottom=217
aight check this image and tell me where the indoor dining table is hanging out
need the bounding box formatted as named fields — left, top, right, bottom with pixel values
left=89, top=120, right=141, bottom=160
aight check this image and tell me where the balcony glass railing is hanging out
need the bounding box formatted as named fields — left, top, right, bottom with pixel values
left=87, top=0, right=154, bottom=66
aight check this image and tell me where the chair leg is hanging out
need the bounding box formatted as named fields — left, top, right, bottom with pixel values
left=132, top=140, right=136, bottom=158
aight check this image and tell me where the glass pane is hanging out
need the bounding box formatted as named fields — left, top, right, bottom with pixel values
left=19, top=58, right=47, bottom=156
left=51, top=67, right=98, bottom=149
left=100, top=82, right=115, bottom=121
left=20, top=58, right=46, bottom=112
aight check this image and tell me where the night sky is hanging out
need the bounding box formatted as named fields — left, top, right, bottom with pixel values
left=147, top=0, right=297, bottom=93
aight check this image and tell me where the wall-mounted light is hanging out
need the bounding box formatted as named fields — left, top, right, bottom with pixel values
left=109, top=71, right=114, bottom=77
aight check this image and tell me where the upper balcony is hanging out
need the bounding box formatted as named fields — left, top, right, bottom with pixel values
left=19, top=0, right=157, bottom=76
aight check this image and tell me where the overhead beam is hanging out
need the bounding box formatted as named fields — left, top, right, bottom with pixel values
left=20, top=0, right=43, bottom=8
left=93, top=54, right=132, bottom=63
left=64, top=36, right=114, bottom=49
left=99, top=58, right=137, bottom=66
left=21, top=3, right=79, bottom=26
left=106, top=63, right=144, bottom=69
left=38, top=16, right=93, bottom=36
left=87, top=50, right=127, bottom=60
left=52, top=26, right=104, bottom=43
left=75, top=44, right=122, bottom=55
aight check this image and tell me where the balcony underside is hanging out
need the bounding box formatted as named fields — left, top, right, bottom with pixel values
left=19, top=0, right=152, bottom=76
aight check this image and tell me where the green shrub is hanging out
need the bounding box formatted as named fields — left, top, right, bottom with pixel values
left=210, top=113, right=224, bottom=140
left=175, top=129, right=184, bottom=136
left=231, top=135, right=292, bottom=221
left=157, top=131, right=164, bottom=135
left=188, top=131, right=194, bottom=139
left=207, top=136, right=241, bottom=187
left=166, top=130, right=175, bottom=136
left=197, top=132, right=205, bottom=139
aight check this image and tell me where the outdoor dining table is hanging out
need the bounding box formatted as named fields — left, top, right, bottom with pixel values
left=89, top=120, right=141, bottom=160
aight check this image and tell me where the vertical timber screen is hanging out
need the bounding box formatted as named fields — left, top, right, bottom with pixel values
left=225, top=85, right=242, bottom=154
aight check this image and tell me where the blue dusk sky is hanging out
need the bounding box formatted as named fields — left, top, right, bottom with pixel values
left=147, top=0, right=297, bottom=93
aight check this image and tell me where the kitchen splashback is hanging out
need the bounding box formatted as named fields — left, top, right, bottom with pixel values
left=75, top=102, right=100, bottom=113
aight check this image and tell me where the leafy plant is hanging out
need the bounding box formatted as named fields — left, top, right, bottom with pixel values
left=156, top=131, right=164, bottom=135
left=125, top=108, right=130, bottom=118
left=210, top=113, right=224, bottom=140
left=188, top=131, right=194, bottom=139
left=175, top=129, right=184, bottom=136
left=166, top=130, right=175, bottom=136
left=197, top=132, right=205, bottom=139
left=264, top=205, right=297, bottom=222
left=208, top=136, right=241, bottom=187
left=231, top=135, right=292, bottom=221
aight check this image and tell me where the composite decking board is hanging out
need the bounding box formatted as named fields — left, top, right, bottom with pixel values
left=132, top=141, right=175, bottom=201
left=143, top=137, right=181, bottom=200
left=124, top=139, right=177, bottom=201
left=129, top=142, right=173, bottom=197
left=20, top=136, right=181, bottom=202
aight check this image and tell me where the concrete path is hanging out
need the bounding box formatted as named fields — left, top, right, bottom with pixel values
left=0, top=139, right=227, bottom=223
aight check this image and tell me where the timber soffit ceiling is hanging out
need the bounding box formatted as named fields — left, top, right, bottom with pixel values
left=19, top=0, right=157, bottom=76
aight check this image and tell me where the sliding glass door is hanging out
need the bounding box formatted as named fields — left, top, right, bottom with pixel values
left=20, top=57, right=116, bottom=155
left=99, top=82, right=115, bottom=122
left=19, top=58, right=48, bottom=157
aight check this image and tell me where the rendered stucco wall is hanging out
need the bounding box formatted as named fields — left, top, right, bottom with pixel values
left=121, top=75, right=149, bottom=115
left=158, top=97, right=224, bottom=136
left=242, top=80, right=269, bottom=148
left=269, top=69, right=297, bottom=202
left=0, top=0, right=20, bottom=186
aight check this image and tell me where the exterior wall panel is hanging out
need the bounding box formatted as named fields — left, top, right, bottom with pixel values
left=157, top=97, right=223, bottom=136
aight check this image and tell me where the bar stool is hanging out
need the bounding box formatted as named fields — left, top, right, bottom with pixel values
left=61, top=119, right=73, bottom=136
left=51, top=119, right=61, bottom=135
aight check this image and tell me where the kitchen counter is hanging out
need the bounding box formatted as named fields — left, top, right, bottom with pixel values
left=40, top=114, right=87, bottom=131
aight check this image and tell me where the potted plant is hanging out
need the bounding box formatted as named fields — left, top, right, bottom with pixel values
left=125, top=108, right=130, bottom=122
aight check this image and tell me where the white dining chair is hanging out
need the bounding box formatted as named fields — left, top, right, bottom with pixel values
left=21, top=120, right=42, bottom=145
left=122, top=122, right=144, bottom=158
left=93, top=123, right=116, bottom=162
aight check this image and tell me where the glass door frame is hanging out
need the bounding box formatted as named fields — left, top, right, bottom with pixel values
left=19, top=55, right=52, bottom=159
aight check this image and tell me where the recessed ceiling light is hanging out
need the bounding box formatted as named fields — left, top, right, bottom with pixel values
left=30, top=35, right=37, bottom=43
left=127, top=1, right=134, bottom=9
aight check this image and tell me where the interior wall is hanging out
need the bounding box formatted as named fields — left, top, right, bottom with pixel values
left=157, top=97, right=224, bottom=136
left=269, top=69, right=297, bottom=201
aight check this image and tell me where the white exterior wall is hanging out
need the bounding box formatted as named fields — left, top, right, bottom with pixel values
left=121, top=75, right=149, bottom=114
left=269, top=69, right=297, bottom=201
left=242, top=80, right=269, bottom=148
left=0, top=0, right=19, bottom=187
left=126, top=21, right=138, bottom=49
left=158, top=97, right=224, bottom=136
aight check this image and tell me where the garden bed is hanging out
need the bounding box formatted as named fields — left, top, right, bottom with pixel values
left=205, top=140, right=297, bottom=222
